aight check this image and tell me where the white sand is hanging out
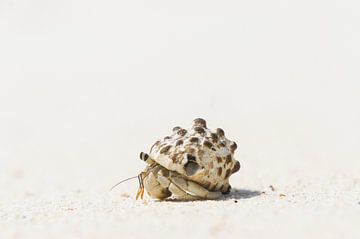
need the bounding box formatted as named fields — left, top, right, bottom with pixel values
left=1, top=147, right=359, bottom=239
left=1, top=1, right=360, bottom=238
left=1, top=95, right=359, bottom=239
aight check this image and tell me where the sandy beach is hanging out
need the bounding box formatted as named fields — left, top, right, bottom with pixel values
left=1, top=1, right=360, bottom=238
left=1, top=82, right=359, bottom=238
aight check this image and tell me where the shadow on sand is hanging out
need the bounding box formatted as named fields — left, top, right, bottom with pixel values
left=162, top=188, right=262, bottom=202
left=227, top=188, right=262, bottom=200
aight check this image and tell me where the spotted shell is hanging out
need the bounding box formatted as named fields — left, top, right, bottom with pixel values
left=149, top=118, right=240, bottom=193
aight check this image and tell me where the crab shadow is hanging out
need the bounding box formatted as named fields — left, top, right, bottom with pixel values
left=162, top=188, right=262, bottom=202
left=226, top=188, right=262, bottom=200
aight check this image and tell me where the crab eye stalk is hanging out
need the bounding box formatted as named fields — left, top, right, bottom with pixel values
left=140, top=152, right=155, bottom=165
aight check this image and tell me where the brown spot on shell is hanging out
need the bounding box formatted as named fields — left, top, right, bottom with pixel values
left=164, top=136, right=171, bottom=140
left=219, top=141, right=226, bottom=147
left=210, top=133, right=219, bottom=142
left=150, top=140, right=160, bottom=152
left=230, top=142, right=237, bottom=153
left=158, top=143, right=167, bottom=149
left=171, top=153, right=182, bottom=163
left=185, top=147, right=196, bottom=155
left=216, top=128, right=225, bottom=137
left=198, top=149, right=205, bottom=159
left=217, top=167, right=223, bottom=176
left=231, top=161, right=240, bottom=174
left=194, top=126, right=206, bottom=135
left=193, top=118, right=207, bottom=128
left=177, top=129, right=187, bottom=136
left=160, top=145, right=171, bottom=154
left=209, top=161, right=214, bottom=168
left=178, top=154, right=185, bottom=163
left=175, top=140, right=183, bottom=146
left=225, top=155, right=232, bottom=164
left=172, top=126, right=181, bottom=132
left=203, top=140, right=213, bottom=148
left=225, top=169, right=231, bottom=179
left=216, top=156, right=222, bottom=163
left=171, top=155, right=177, bottom=163
left=189, top=137, right=199, bottom=143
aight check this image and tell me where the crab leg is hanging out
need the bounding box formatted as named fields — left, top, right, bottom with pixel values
left=136, top=174, right=145, bottom=200
left=168, top=181, right=199, bottom=200
left=169, top=175, right=222, bottom=200
left=142, top=168, right=172, bottom=200
left=136, top=187, right=144, bottom=200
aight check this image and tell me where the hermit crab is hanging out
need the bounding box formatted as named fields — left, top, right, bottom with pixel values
left=115, top=118, right=240, bottom=200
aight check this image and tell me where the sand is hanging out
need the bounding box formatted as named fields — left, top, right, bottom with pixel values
left=1, top=126, right=359, bottom=239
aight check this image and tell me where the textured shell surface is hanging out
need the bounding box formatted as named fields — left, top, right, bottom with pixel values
left=149, top=118, right=240, bottom=193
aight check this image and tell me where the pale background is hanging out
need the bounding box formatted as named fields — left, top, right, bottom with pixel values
left=0, top=1, right=359, bottom=239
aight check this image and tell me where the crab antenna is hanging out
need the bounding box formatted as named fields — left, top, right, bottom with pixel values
left=110, top=176, right=138, bottom=191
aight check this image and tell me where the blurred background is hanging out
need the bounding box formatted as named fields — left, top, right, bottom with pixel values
left=0, top=1, right=359, bottom=237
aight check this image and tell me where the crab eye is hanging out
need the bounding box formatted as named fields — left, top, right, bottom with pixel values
left=140, top=152, right=149, bottom=161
